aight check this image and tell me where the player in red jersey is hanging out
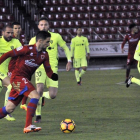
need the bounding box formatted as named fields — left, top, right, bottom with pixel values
left=121, top=23, right=140, bottom=83
left=0, top=31, right=58, bottom=133
left=6, top=22, right=28, bottom=112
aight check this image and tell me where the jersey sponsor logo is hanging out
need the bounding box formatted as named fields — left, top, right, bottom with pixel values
left=129, top=38, right=139, bottom=42
left=29, top=47, right=33, bottom=50
left=12, top=82, right=21, bottom=92
left=41, top=55, right=45, bottom=59
left=16, top=46, right=23, bottom=51
left=30, top=52, right=33, bottom=56
left=25, top=59, right=39, bottom=67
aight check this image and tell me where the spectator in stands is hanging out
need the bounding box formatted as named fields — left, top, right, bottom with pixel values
left=121, top=23, right=140, bottom=83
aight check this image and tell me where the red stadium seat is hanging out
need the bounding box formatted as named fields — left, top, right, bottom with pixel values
left=119, top=20, right=126, bottom=26
left=79, top=6, right=86, bottom=12
left=95, top=28, right=102, bottom=34
left=49, top=7, right=56, bottom=13
left=104, top=20, right=111, bottom=26
left=82, top=21, right=89, bottom=27
left=127, top=19, right=134, bottom=25
left=98, top=20, right=104, bottom=26
left=62, top=14, right=69, bottom=20
left=77, top=13, right=84, bottom=20
left=112, top=20, right=119, bottom=26
left=108, top=34, right=115, bottom=40
left=129, top=5, right=136, bottom=11
left=101, top=35, right=108, bottom=40
left=102, top=0, right=109, bottom=3
left=71, top=6, right=78, bottom=12
left=115, top=5, right=122, bottom=11
left=88, top=0, right=94, bottom=4
left=73, top=0, right=80, bottom=4
left=58, top=28, right=66, bottom=35
left=64, top=7, right=71, bottom=13
left=57, top=7, right=64, bottom=12
left=103, top=27, right=110, bottom=34
left=93, top=6, right=100, bottom=12
left=114, top=13, right=120, bottom=19
left=122, top=5, right=129, bottom=11
left=125, top=27, right=130, bottom=33
left=128, top=12, right=135, bottom=18
left=59, top=0, right=66, bottom=5
left=116, top=34, right=123, bottom=40
left=60, top=21, right=67, bottom=28
left=84, top=13, right=90, bottom=19
left=75, top=21, right=82, bottom=27
left=88, top=28, right=93, bottom=34
left=55, top=14, right=62, bottom=20
left=117, top=0, right=123, bottom=3
left=134, top=19, right=140, bottom=24
left=53, top=21, right=60, bottom=28
left=45, top=0, right=51, bottom=6
left=67, top=21, right=75, bottom=27
left=99, top=13, right=106, bottom=19
left=89, top=20, right=97, bottom=26
left=72, top=28, right=77, bottom=34
left=69, top=14, right=77, bottom=20
left=47, top=14, right=55, bottom=20
left=108, top=5, right=115, bottom=11
left=100, top=5, right=107, bottom=11
left=91, top=13, right=99, bottom=19
left=87, top=6, right=93, bottom=12
left=110, top=27, right=117, bottom=34
left=81, top=0, right=87, bottom=5
left=120, top=12, right=127, bottom=18
left=52, top=0, right=59, bottom=5
left=118, top=27, right=125, bottom=33
left=106, top=13, right=113, bottom=19
left=66, top=0, right=73, bottom=5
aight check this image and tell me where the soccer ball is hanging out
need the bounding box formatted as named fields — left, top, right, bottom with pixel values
left=60, top=119, right=76, bottom=133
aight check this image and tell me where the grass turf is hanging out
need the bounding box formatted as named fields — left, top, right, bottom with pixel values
left=0, top=69, right=140, bottom=140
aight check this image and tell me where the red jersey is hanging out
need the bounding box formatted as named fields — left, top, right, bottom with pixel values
left=121, top=31, right=140, bottom=54
left=8, top=34, right=25, bottom=76
left=0, top=44, right=53, bottom=81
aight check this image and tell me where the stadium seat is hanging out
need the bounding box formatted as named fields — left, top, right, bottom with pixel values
left=127, top=19, right=134, bottom=25
left=108, top=34, right=115, bottom=40
left=102, top=0, right=109, bottom=3
left=99, top=13, right=106, bottom=19
left=72, top=28, right=77, bottom=34
left=100, top=5, right=107, bottom=11
left=104, top=20, right=111, bottom=26
left=128, top=12, right=135, bottom=18
left=67, top=21, right=75, bottom=27
left=66, top=0, right=74, bottom=5
left=73, top=0, right=80, bottom=4
left=91, top=13, right=98, bottom=19
left=81, top=0, right=87, bottom=5
left=65, top=28, right=73, bottom=35
left=118, top=27, right=125, bottom=33
left=116, top=35, right=123, bottom=40
left=108, top=5, right=115, bottom=11
left=117, top=0, right=123, bottom=3
left=57, top=7, right=64, bottom=12
left=49, top=22, right=53, bottom=28
left=82, top=21, right=89, bottom=27
left=71, top=6, right=78, bottom=12
left=60, top=21, right=67, bottom=27
left=55, top=14, right=62, bottom=20
left=84, top=13, right=90, bottom=19
left=124, top=0, right=130, bottom=3
left=62, top=14, right=69, bottom=20
left=137, top=5, right=140, bottom=10
left=112, top=19, right=119, bottom=26
left=0, top=22, right=4, bottom=29
left=110, top=0, right=116, bottom=4
left=45, top=0, right=51, bottom=6
left=64, top=7, right=71, bottom=13
left=6, top=15, right=14, bottom=21
left=125, top=27, right=130, bottom=33
left=49, top=7, right=56, bottom=13
left=88, top=0, right=94, bottom=4
left=59, top=0, right=66, bottom=5
left=95, top=27, right=102, bottom=34
left=129, top=5, right=136, bottom=11
left=93, top=6, right=100, bottom=12
left=103, top=27, right=110, bottom=34
left=89, top=20, right=97, bottom=26
left=58, top=28, right=66, bottom=35
left=136, top=12, right=140, bottom=18
left=134, top=19, right=140, bottom=24
left=51, top=28, right=58, bottom=33
left=75, top=21, right=81, bottom=27
left=62, top=35, right=71, bottom=42
left=87, top=6, right=93, bottom=12
left=122, top=5, right=129, bottom=11
left=43, top=7, right=49, bottom=12
left=114, top=13, right=121, bottom=19
left=1, top=7, right=9, bottom=14
left=93, top=35, right=102, bottom=41
left=101, top=35, right=108, bottom=40
left=77, top=13, right=84, bottom=20
left=69, top=14, right=77, bottom=20
left=53, top=21, right=60, bottom=28
left=82, top=28, right=88, bottom=34
left=52, top=0, right=59, bottom=5
left=120, top=12, right=127, bottom=18
left=79, top=6, right=86, bottom=12
left=95, top=0, right=102, bottom=4
left=131, top=0, right=137, bottom=3
left=87, top=35, right=93, bottom=42
left=88, top=28, right=93, bottom=34
left=115, top=5, right=122, bottom=11
left=110, top=27, right=117, bottom=34
left=119, top=20, right=126, bottom=26
left=47, top=14, right=55, bottom=20
left=98, top=20, right=104, bottom=26
left=106, top=13, right=113, bottom=19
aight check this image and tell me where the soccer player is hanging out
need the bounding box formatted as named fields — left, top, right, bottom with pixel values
left=8, top=22, right=28, bottom=111
left=0, top=25, right=22, bottom=121
left=29, top=17, right=72, bottom=123
left=0, top=31, right=58, bottom=133
left=121, top=23, right=140, bottom=83
left=70, top=27, right=90, bottom=85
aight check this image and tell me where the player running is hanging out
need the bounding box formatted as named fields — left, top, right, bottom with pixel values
left=0, top=25, right=22, bottom=121
left=0, top=31, right=58, bottom=133
left=70, top=27, right=90, bottom=85
left=29, top=17, right=72, bottom=123
left=121, top=23, right=140, bottom=83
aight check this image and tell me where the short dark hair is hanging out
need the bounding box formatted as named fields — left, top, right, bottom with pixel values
left=36, top=31, right=51, bottom=41
left=2, top=25, right=13, bottom=31
left=129, top=23, right=136, bottom=30
left=12, top=21, right=21, bottom=27
left=38, top=17, right=49, bottom=25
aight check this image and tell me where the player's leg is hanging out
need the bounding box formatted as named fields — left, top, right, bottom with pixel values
left=2, top=76, right=15, bottom=121
left=35, top=67, right=46, bottom=123
left=20, top=96, right=28, bottom=111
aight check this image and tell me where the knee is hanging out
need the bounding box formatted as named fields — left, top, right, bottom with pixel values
left=49, top=91, right=57, bottom=99
left=83, top=67, right=87, bottom=71
left=6, top=107, right=15, bottom=114
left=36, top=84, right=44, bottom=96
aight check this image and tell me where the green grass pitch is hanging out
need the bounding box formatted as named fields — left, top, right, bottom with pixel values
left=0, top=69, right=140, bottom=140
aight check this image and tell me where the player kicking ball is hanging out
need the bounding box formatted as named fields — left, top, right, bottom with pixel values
left=0, top=31, right=58, bottom=133
left=126, top=39, right=140, bottom=88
